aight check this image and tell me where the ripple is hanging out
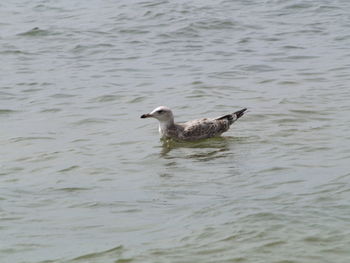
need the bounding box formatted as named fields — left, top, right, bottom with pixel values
left=0, top=109, right=17, bottom=115
left=40, top=108, right=62, bottom=113
left=70, top=245, right=124, bottom=262
left=284, top=3, right=314, bottom=10
left=10, top=136, right=55, bottom=142
left=90, top=94, right=124, bottom=103
left=128, top=96, right=146, bottom=103
left=17, top=27, right=55, bottom=37
left=55, top=187, right=91, bottom=192
left=0, top=49, right=34, bottom=55
left=72, top=118, right=111, bottom=126
left=50, top=93, right=77, bottom=99
left=259, top=166, right=291, bottom=174
left=58, top=165, right=80, bottom=173
left=242, top=64, right=278, bottom=72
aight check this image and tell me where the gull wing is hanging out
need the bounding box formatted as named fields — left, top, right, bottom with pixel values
left=180, top=118, right=230, bottom=140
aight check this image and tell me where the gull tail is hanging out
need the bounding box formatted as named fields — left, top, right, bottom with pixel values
left=234, top=108, right=247, bottom=119
left=216, top=108, right=247, bottom=124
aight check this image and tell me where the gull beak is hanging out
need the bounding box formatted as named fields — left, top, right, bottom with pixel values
left=140, top=113, right=152, bottom=118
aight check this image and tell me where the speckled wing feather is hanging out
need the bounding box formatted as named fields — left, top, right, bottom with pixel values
left=179, top=118, right=231, bottom=140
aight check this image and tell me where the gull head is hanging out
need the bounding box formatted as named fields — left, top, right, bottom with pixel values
left=140, top=106, right=174, bottom=123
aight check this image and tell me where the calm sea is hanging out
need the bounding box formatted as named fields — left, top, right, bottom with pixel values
left=1, top=0, right=350, bottom=262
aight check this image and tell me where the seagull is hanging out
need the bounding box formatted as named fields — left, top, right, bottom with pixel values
left=140, top=106, right=247, bottom=141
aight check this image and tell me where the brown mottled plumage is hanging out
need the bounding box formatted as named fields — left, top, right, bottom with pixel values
left=141, top=106, right=247, bottom=141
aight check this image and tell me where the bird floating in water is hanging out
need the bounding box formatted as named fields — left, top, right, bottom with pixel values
left=141, top=106, right=247, bottom=141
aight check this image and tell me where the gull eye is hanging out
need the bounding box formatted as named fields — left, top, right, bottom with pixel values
left=157, top=110, right=164, bottom=114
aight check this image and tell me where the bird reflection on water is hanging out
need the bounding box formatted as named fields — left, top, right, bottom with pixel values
left=159, top=136, right=237, bottom=161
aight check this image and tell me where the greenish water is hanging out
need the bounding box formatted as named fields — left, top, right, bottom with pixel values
left=1, top=0, right=350, bottom=262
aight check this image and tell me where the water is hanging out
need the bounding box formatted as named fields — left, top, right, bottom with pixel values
left=1, top=0, right=350, bottom=262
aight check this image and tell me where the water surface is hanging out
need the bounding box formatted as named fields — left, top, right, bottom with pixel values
left=1, top=0, right=350, bottom=262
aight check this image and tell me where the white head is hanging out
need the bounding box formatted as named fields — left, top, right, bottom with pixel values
left=140, top=106, right=174, bottom=124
